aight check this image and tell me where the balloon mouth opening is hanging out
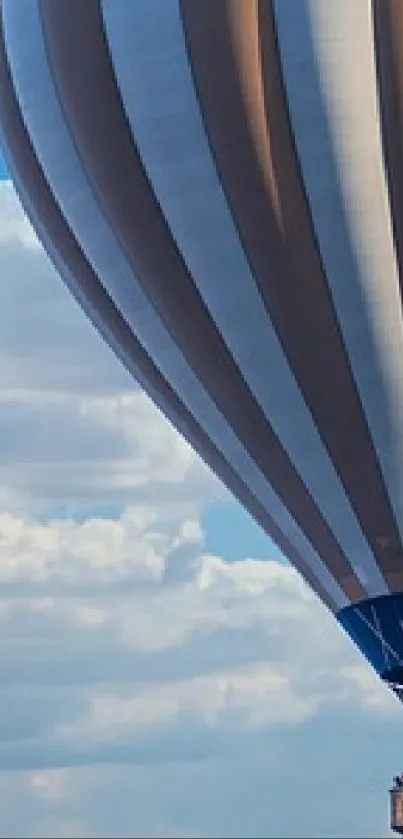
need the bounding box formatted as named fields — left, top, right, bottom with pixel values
left=381, top=665, right=403, bottom=683
left=381, top=667, right=403, bottom=702
left=338, top=595, right=403, bottom=702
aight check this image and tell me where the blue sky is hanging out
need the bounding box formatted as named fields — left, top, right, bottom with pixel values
left=0, top=151, right=401, bottom=838
left=0, top=155, right=7, bottom=181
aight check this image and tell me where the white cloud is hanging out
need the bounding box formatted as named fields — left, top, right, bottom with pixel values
left=0, top=388, right=216, bottom=514
left=0, top=181, right=39, bottom=249
left=0, top=506, right=204, bottom=585
left=338, top=663, right=397, bottom=713
left=0, top=179, right=398, bottom=839
left=28, top=769, right=68, bottom=802
left=0, top=183, right=218, bottom=515
left=53, top=664, right=321, bottom=746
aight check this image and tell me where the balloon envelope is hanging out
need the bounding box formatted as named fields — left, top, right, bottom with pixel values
left=1, top=0, right=403, bottom=700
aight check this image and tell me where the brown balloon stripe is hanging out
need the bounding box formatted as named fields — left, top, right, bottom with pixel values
left=0, top=12, right=343, bottom=613
left=372, top=0, right=403, bottom=291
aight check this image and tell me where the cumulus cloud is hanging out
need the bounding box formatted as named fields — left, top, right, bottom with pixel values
left=53, top=664, right=320, bottom=748
left=0, top=180, right=397, bottom=838
left=0, top=546, right=396, bottom=768
left=0, top=506, right=204, bottom=586
left=28, top=769, right=69, bottom=802
left=0, top=182, right=39, bottom=249
left=0, top=182, right=218, bottom=515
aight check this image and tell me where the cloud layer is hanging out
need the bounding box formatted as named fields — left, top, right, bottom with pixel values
left=0, top=182, right=399, bottom=838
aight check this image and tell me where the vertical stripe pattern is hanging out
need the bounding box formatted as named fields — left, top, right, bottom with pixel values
left=3, top=0, right=403, bottom=668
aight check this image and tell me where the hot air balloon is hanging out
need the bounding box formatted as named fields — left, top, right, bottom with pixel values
left=1, top=0, right=403, bottom=703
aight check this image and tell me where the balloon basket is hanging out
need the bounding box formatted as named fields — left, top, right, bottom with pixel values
left=390, top=786, right=403, bottom=834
